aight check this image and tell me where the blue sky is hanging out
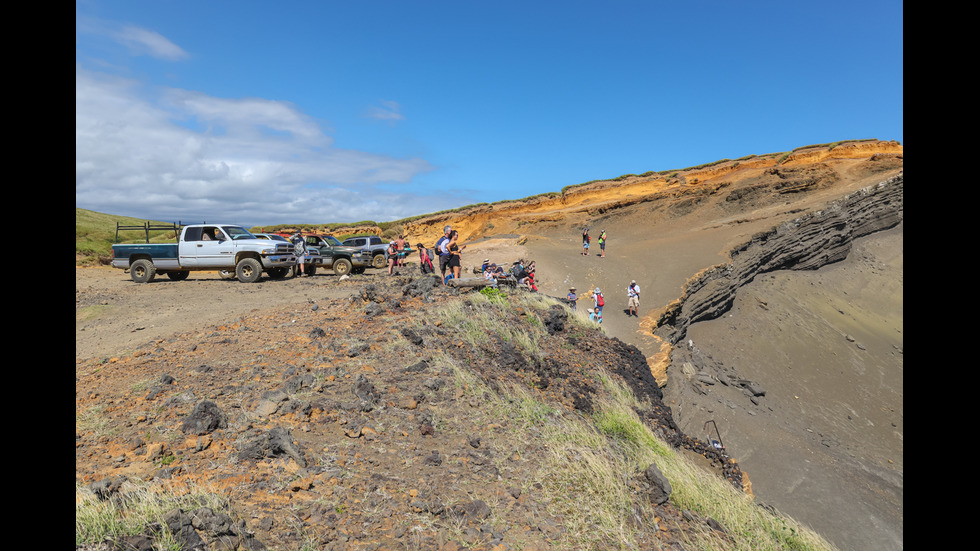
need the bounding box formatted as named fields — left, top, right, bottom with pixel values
left=76, top=1, right=903, bottom=227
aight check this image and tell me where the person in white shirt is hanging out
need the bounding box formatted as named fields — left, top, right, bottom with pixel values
left=627, top=280, right=640, bottom=317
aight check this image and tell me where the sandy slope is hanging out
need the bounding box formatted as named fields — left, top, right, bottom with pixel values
left=506, top=150, right=903, bottom=551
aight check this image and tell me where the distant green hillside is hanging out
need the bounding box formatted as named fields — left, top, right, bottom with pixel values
left=75, top=208, right=181, bottom=265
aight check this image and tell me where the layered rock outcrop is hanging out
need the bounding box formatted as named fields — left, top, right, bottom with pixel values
left=654, top=173, right=903, bottom=346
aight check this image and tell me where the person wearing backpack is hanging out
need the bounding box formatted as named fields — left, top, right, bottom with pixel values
left=598, top=230, right=607, bottom=258
left=435, top=225, right=452, bottom=281
left=593, top=287, right=604, bottom=317
left=418, top=243, right=434, bottom=274
left=290, top=231, right=307, bottom=277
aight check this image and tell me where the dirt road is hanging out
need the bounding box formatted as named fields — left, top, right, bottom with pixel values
left=76, top=267, right=367, bottom=361
left=76, top=234, right=532, bottom=362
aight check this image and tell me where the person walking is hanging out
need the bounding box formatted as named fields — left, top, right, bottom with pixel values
left=598, top=230, right=607, bottom=258
left=627, top=280, right=640, bottom=317
left=582, top=228, right=590, bottom=256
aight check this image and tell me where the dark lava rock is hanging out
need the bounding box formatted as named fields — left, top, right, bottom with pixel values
left=180, top=400, right=227, bottom=435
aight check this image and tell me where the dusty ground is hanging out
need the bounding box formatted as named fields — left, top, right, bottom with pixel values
left=75, top=237, right=530, bottom=362
left=76, top=264, right=726, bottom=551
left=77, top=267, right=382, bottom=362
left=76, top=141, right=903, bottom=550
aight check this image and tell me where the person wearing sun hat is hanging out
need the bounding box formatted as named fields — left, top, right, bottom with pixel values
left=627, top=280, right=640, bottom=317
left=592, top=287, right=604, bottom=317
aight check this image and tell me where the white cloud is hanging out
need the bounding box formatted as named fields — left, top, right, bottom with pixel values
left=114, top=25, right=189, bottom=61
left=367, top=100, right=405, bottom=122
left=166, top=91, right=325, bottom=141
left=75, top=66, right=437, bottom=225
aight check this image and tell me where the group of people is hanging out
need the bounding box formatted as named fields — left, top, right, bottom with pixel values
left=566, top=279, right=640, bottom=324
left=581, top=228, right=607, bottom=258
left=511, top=259, right=537, bottom=291
left=290, top=225, right=637, bottom=323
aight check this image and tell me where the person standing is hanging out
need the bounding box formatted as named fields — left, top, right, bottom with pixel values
left=598, top=230, right=607, bottom=258
left=290, top=231, right=307, bottom=277
left=396, top=234, right=407, bottom=267
left=387, top=241, right=398, bottom=275
left=567, top=287, right=578, bottom=310
left=627, top=280, right=640, bottom=317
left=447, top=230, right=466, bottom=281
left=436, top=225, right=452, bottom=281
left=582, top=228, right=590, bottom=256
left=593, top=287, right=604, bottom=317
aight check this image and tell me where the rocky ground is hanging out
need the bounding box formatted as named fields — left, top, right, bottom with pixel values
left=76, top=269, right=740, bottom=550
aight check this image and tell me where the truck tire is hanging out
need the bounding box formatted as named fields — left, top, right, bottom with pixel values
left=166, top=270, right=190, bottom=281
left=235, top=258, right=263, bottom=283
left=333, top=258, right=352, bottom=276
left=267, top=267, right=288, bottom=279
left=130, top=259, right=156, bottom=283
left=306, top=263, right=317, bottom=276
left=372, top=254, right=386, bottom=269
left=218, top=270, right=235, bottom=280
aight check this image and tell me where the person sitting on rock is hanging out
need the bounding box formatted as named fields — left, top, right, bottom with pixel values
left=483, top=266, right=498, bottom=288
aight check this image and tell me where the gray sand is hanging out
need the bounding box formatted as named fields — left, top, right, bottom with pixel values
left=522, top=211, right=902, bottom=551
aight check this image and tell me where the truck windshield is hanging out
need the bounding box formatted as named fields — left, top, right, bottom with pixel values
left=323, top=236, right=342, bottom=246
left=223, top=226, right=256, bottom=240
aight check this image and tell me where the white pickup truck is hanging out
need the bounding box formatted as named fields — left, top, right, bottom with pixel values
left=110, top=224, right=297, bottom=283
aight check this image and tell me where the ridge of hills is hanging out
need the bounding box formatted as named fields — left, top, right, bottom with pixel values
left=248, top=139, right=901, bottom=247
left=76, top=139, right=902, bottom=550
